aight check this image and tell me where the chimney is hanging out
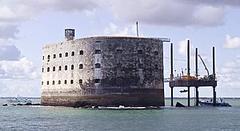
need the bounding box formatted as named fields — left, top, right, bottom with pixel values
left=65, top=29, right=75, bottom=41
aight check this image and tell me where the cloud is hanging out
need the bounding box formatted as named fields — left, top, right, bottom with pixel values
left=104, top=22, right=136, bottom=36
left=0, top=24, right=19, bottom=40
left=0, top=79, right=40, bottom=97
left=0, top=43, right=39, bottom=80
left=224, top=35, right=240, bottom=48
left=0, top=44, right=21, bottom=60
left=108, top=0, right=230, bottom=26
left=0, top=0, right=98, bottom=40
left=185, top=0, right=240, bottom=7
left=178, top=38, right=197, bottom=56
left=218, top=57, right=240, bottom=87
left=0, top=57, right=40, bottom=80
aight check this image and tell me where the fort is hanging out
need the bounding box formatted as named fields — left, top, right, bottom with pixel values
left=41, top=29, right=166, bottom=107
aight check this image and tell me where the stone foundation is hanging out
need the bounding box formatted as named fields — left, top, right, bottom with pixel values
left=41, top=89, right=164, bottom=107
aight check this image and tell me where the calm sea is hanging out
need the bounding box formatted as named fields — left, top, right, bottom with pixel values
left=1, top=98, right=240, bottom=131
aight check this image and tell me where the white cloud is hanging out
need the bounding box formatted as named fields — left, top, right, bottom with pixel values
left=0, top=44, right=21, bottom=60
left=193, top=6, right=224, bottom=26
left=224, top=35, right=240, bottom=48
left=0, top=79, right=40, bottom=97
left=0, top=0, right=98, bottom=40
left=218, top=57, right=240, bottom=88
left=0, top=57, right=40, bottom=80
left=178, top=38, right=197, bottom=56
left=108, top=0, right=226, bottom=27
left=104, top=23, right=136, bottom=36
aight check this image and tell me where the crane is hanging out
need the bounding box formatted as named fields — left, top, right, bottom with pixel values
left=198, top=54, right=209, bottom=76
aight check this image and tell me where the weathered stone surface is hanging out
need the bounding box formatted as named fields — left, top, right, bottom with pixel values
left=41, top=36, right=164, bottom=107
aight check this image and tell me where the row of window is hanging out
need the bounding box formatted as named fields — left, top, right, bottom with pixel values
left=42, top=79, right=101, bottom=85
left=42, top=63, right=101, bottom=72
left=42, top=79, right=82, bottom=85
left=43, top=50, right=84, bottom=61
left=43, top=49, right=159, bottom=61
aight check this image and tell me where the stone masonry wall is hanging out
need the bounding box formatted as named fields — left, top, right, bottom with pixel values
left=41, top=36, right=164, bottom=106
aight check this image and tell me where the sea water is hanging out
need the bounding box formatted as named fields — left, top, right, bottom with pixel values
left=0, top=98, right=240, bottom=131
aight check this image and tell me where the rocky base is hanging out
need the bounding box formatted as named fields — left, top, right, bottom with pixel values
left=41, top=89, right=164, bottom=107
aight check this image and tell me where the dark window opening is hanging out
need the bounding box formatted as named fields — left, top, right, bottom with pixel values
left=117, top=63, right=122, bottom=67
left=42, top=56, right=44, bottom=60
left=64, top=80, right=67, bottom=84
left=59, top=53, right=62, bottom=58
left=41, top=81, right=43, bottom=85
left=79, top=64, right=83, bottom=69
left=116, top=49, right=123, bottom=53
left=65, top=65, right=68, bottom=70
left=53, top=54, right=56, bottom=58
left=137, top=50, right=143, bottom=54
left=58, top=80, right=61, bottom=84
left=42, top=68, right=44, bottom=72
left=139, top=64, right=143, bottom=69
left=71, top=51, right=74, bottom=56
left=95, top=63, right=101, bottom=68
left=47, top=81, right=49, bottom=85
left=65, top=52, right=68, bottom=57
left=95, top=50, right=101, bottom=54
left=154, top=51, right=158, bottom=55
left=70, top=80, right=73, bottom=84
left=47, top=67, right=50, bottom=72
left=71, top=65, right=74, bottom=70
left=53, top=66, right=56, bottom=71
left=47, top=55, right=50, bottom=62
left=52, top=81, right=55, bottom=85
left=79, top=79, right=83, bottom=84
left=79, top=50, right=83, bottom=55
left=95, top=79, right=101, bottom=83
left=59, top=66, right=61, bottom=71
left=155, top=64, right=158, bottom=69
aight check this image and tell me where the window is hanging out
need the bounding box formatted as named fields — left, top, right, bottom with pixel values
left=95, top=79, right=100, bottom=83
left=42, top=56, right=44, bottom=60
left=139, top=64, right=143, bottom=69
left=70, top=80, right=73, bottom=84
left=71, top=51, right=74, bottom=56
left=137, top=50, right=143, bottom=54
left=59, top=53, right=62, bottom=58
left=79, top=50, right=83, bottom=55
left=64, top=80, right=67, bottom=84
left=53, top=54, right=56, bottom=58
left=79, top=79, right=83, bottom=84
left=47, top=55, right=50, bottom=62
left=155, top=64, right=158, bottom=69
left=95, top=50, right=101, bottom=54
left=42, top=68, right=44, bottom=72
left=47, top=81, right=49, bottom=85
left=53, top=66, right=56, bottom=71
left=65, top=52, right=68, bottom=57
left=116, top=49, right=123, bottom=53
left=65, top=65, right=68, bottom=70
left=52, top=81, right=55, bottom=85
left=59, top=66, right=61, bottom=71
left=154, top=51, right=158, bottom=55
left=95, top=63, right=101, bottom=68
left=71, top=65, right=74, bottom=70
left=47, top=67, right=50, bottom=72
left=58, top=80, right=61, bottom=84
left=79, top=64, right=83, bottom=69
left=41, top=81, right=43, bottom=85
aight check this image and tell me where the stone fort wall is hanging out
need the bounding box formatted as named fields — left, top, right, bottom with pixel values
left=41, top=36, right=164, bottom=107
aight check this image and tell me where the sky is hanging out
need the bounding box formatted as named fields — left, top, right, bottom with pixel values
left=1, top=0, right=240, bottom=97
